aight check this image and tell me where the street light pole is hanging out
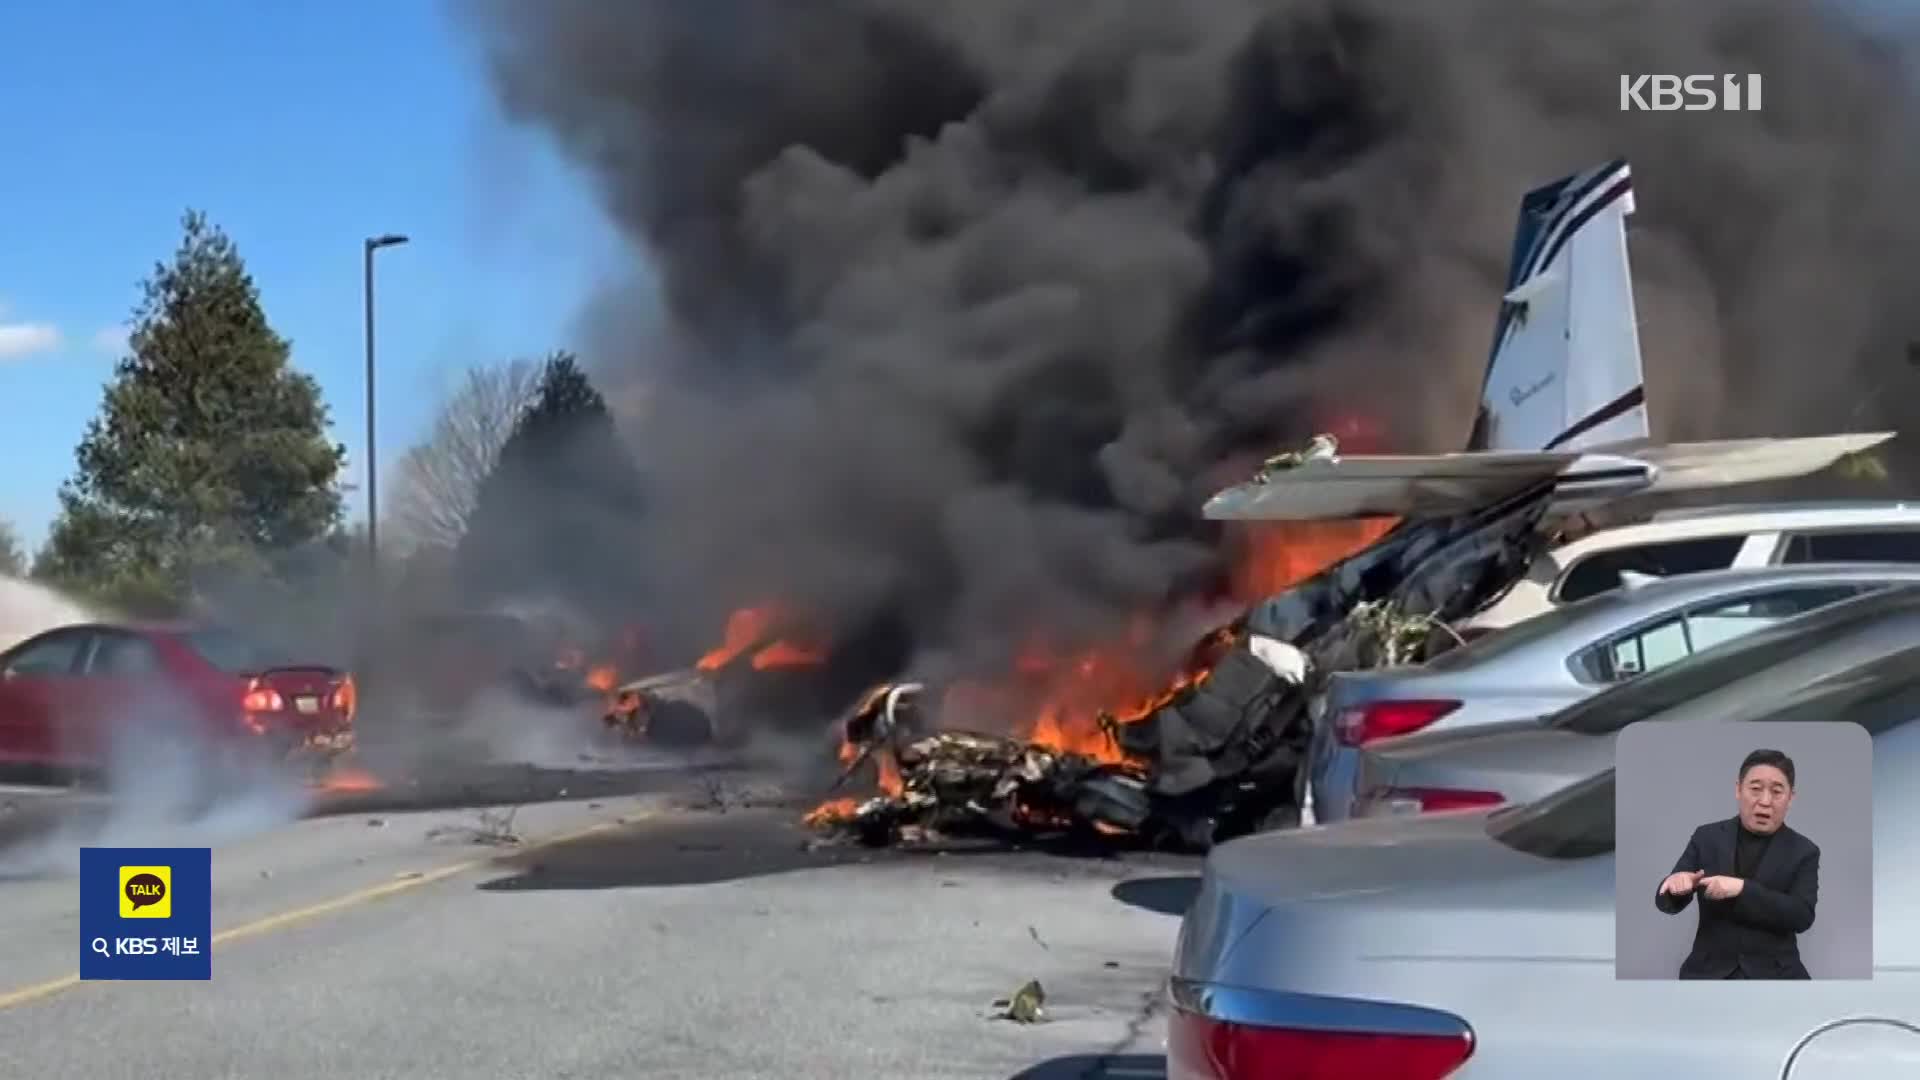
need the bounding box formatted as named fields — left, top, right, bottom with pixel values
left=363, top=233, right=408, bottom=587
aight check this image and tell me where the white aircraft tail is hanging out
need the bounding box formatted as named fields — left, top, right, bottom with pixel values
left=1469, top=158, right=1648, bottom=454
left=1202, top=158, right=1896, bottom=523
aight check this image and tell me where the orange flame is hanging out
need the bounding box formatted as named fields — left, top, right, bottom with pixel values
left=945, top=625, right=1230, bottom=768
left=696, top=605, right=827, bottom=673
left=314, top=765, right=384, bottom=793
left=585, top=665, right=619, bottom=693
left=800, top=517, right=1402, bottom=831
left=803, top=797, right=861, bottom=826
left=876, top=750, right=903, bottom=797
left=1228, top=518, right=1398, bottom=600
left=965, top=518, right=1400, bottom=766
left=751, top=640, right=827, bottom=670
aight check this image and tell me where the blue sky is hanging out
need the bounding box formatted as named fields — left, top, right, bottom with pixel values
left=0, top=3, right=629, bottom=554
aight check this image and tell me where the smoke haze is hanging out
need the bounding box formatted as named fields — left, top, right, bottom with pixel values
left=0, top=677, right=311, bottom=880
left=0, top=575, right=95, bottom=653
left=456, top=0, right=1920, bottom=669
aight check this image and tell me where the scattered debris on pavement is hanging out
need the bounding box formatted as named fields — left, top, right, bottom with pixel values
left=992, top=979, right=1048, bottom=1024
left=427, top=805, right=523, bottom=846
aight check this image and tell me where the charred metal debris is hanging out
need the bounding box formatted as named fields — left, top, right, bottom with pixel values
left=806, top=436, right=1560, bottom=852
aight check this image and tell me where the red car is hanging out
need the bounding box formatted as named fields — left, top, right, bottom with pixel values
left=0, top=620, right=355, bottom=774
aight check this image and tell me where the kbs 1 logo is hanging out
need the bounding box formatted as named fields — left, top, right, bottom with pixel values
left=1619, top=74, right=1763, bottom=112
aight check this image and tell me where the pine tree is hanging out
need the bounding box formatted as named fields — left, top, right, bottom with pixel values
left=36, top=210, right=346, bottom=614
left=455, top=351, right=647, bottom=621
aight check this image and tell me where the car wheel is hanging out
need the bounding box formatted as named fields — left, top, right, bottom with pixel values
left=645, top=701, right=715, bottom=747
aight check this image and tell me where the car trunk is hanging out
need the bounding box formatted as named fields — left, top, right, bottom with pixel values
left=1356, top=721, right=1614, bottom=812
left=1321, top=666, right=1589, bottom=743
left=242, top=666, right=353, bottom=736
left=1176, top=794, right=1920, bottom=1079
left=1177, top=809, right=1612, bottom=988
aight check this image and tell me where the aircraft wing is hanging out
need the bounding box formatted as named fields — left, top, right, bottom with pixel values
left=1202, top=450, right=1582, bottom=521
left=1621, top=432, right=1896, bottom=494
left=1202, top=432, right=1897, bottom=522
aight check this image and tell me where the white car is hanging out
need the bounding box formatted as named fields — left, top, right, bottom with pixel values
left=1462, top=500, right=1920, bottom=634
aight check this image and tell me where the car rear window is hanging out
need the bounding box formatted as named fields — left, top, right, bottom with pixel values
left=183, top=628, right=298, bottom=675
left=1424, top=586, right=1643, bottom=672
left=1483, top=765, right=1618, bottom=860
left=1547, top=585, right=1920, bottom=735
left=1570, top=582, right=1873, bottom=683
left=1554, top=536, right=1747, bottom=603
left=1781, top=528, right=1920, bottom=564
left=1489, top=647, right=1920, bottom=859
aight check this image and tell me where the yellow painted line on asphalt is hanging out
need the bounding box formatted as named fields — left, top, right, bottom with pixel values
left=0, top=812, right=650, bottom=1012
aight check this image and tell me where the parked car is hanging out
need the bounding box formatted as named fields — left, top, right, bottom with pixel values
left=1170, top=617, right=1920, bottom=1080
left=1306, top=564, right=1920, bottom=822
left=1339, top=582, right=1920, bottom=820
left=0, top=620, right=354, bottom=776
left=1461, top=499, right=1920, bottom=634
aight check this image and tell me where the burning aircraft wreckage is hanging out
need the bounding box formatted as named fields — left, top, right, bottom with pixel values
left=604, top=160, right=1895, bottom=852
left=799, top=465, right=1541, bottom=852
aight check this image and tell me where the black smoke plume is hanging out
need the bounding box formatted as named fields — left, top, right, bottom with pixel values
left=456, top=0, right=1920, bottom=673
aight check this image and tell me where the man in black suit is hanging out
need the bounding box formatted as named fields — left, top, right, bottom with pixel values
left=1655, top=748, right=1820, bottom=979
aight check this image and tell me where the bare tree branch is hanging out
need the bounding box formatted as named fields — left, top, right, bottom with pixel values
left=387, top=358, right=543, bottom=553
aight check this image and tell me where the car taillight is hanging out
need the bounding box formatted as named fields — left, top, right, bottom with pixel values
left=1334, top=699, right=1461, bottom=747
left=1355, top=787, right=1507, bottom=817
left=241, top=680, right=284, bottom=713
left=1168, top=984, right=1475, bottom=1080
left=331, top=675, right=357, bottom=717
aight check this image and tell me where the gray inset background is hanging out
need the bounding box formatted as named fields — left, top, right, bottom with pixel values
left=1615, top=719, right=1873, bottom=980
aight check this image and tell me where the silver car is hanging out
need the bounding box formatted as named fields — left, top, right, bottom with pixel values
left=1170, top=607, right=1920, bottom=1079
left=1306, top=563, right=1920, bottom=823
left=1343, top=581, right=1920, bottom=819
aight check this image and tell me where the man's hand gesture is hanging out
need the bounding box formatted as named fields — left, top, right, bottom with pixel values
left=1699, top=875, right=1745, bottom=900
left=1661, top=870, right=1703, bottom=896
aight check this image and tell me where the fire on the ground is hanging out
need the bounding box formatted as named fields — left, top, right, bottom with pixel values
left=587, top=433, right=1559, bottom=851
left=600, top=605, right=829, bottom=746
left=801, top=433, right=1564, bottom=851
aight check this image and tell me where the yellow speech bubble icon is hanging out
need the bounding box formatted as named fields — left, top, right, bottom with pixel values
left=119, top=865, right=172, bottom=919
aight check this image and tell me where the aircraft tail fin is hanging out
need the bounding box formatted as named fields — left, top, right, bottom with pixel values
left=1471, top=159, right=1648, bottom=454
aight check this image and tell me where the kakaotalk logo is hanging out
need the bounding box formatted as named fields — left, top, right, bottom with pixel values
left=119, top=865, right=172, bottom=919
left=1620, top=74, right=1764, bottom=111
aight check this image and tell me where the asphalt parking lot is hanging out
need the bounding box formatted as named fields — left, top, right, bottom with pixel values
left=0, top=756, right=1198, bottom=1079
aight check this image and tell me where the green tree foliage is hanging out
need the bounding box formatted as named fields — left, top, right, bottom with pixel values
left=455, top=351, right=647, bottom=622
left=0, top=517, right=24, bottom=578
left=35, top=210, right=346, bottom=615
